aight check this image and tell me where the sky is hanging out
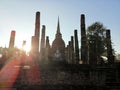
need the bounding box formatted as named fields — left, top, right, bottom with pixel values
left=0, top=0, right=120, bottom=53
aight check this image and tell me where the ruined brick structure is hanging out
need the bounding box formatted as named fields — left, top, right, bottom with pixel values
left=40, top=25, right=46, bottom=60
left=51, top=17, right=66, bottom=62
left=31, top=12, right=40, bottom=59
left=9, top=30, right=16, bottom=48
left=81, top=14, right=88, bottom=64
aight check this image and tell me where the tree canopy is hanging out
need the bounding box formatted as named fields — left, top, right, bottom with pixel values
left=87, top=22, right=107, bottom=64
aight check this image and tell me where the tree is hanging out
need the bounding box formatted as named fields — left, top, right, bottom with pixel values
left=87, top=22, right=107, bottom=64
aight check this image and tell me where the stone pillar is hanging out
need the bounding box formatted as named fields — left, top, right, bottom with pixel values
left=65, top=45, right=68, bottom=63
left=40, top=25, right=46, bottom=60
left=74, top=30, right=79, bottom=64
left=35, top=12, right=40, bottom=37
left=9, top=30, right=16, bottom=48
left=22, top=40, right=26, bottom=50
left=21, top=40, right=26, bottom=54
left=81, top=14, right=88, bottom=64
left=68, top=41, right=72, bottom=64
left=66, top=42, right=71, bottom=64
left=45, top=36, right=51, bottom=62
left=30, top=11, right=40, bottom=59
left=106, top=29, right=114, bottom=64
left=71, top=36, right=74, bottom=64
left=34, top=11, right=40, bottom=53
left=22, top=40, right=26, bottom=48
left=31, top=36, right=38, bottom=57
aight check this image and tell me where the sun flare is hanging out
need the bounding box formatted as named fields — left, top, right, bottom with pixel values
left=22, top=44, right=31, bottom=53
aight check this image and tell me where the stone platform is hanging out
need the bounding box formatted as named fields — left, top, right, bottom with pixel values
left=11, top=63, right=120, bottom=90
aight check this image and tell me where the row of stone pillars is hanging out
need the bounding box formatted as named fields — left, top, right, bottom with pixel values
left=67, top=30, right=79, bottom=64
left=39, top=25, right=51, bottom=63
left=66, top=14, right=114, bottom=64
left=30, top=12, right=51, bottom=62
left=30, top=12, right=114, bottom=64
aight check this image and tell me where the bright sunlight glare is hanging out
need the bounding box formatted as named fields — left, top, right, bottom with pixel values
left=22, top=44, right=31, bottom=53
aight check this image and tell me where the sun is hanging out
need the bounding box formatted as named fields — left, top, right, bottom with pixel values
left=22, top=44, right=31, bottom=53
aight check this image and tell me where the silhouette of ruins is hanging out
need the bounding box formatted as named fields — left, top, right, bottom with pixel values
left=0, top=11, right=119, bottom=90
left=28, top=12, right=115, bottom=65
left=3, top=11, right=115, bottom=65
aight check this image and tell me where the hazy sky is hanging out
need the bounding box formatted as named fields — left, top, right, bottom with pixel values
left=0, top=0, right=120, bottom=53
